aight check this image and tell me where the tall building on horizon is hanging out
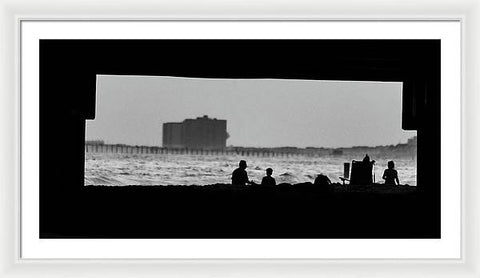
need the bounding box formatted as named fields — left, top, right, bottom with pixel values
left=163, top=115, right=228, bottom=149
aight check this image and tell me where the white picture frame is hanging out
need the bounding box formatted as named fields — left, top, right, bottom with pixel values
left=1, top=0, right=478, bottom=277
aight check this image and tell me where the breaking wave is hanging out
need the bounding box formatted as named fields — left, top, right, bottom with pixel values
left=85, top=153, right=417, bottom=186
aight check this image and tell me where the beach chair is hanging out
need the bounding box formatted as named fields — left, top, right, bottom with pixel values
left=349, top=160, right=374, bottom=185
left=339, top=162, right=350, bottom=190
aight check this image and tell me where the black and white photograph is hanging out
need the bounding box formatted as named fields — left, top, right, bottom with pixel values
left=38, top=39, right=441, bottom=239
left=0, top=0, right=474, bottom=273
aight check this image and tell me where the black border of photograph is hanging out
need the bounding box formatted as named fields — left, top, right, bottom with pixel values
left=39, top=40, right=440, bottom=239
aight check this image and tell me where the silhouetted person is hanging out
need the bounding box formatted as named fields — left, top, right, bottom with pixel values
left=231, top=160, right=252, bottom=185
left=383, top=160, right=400, bottom=185
left=363, top=153, right=375, bottom=164
left=350, top=153, right=375, bottom=184
left=314, top=174, right=331, bottom=186
left=314, top=174, right=333, bottom=193
left=261, top=168, right=276, bottom=186
left=363, top=154, right=370, bottom=163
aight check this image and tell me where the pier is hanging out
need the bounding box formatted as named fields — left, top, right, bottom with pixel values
left=84, top=143, right=331, bottom=158
left=85, top=139, right=416, bottom=159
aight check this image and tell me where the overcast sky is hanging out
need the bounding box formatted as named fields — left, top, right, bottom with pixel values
left=86, top=75, right=416, bottom=148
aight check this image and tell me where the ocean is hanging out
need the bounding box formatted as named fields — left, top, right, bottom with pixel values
left=85, top=153, right=417, bottom=186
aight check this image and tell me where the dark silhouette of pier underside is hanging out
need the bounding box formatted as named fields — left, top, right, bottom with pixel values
left=40, top=40, right=440, bottom=238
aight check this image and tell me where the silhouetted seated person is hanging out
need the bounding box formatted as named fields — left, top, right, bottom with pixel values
left=261, top=168, right=276, bottom=186
left=382, top=160, right=400, bottom=185
left=231, top=160, right=254, bottom=185
left=314, top=174, right=333, bottom=193
left=350, top=154, right=375, bottom=185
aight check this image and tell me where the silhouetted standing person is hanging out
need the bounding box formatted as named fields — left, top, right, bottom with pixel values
left=261, top=168, right=276, bottom=186
left=361, top=153, right=376, bottom=183
left=232, top=160, right=251, bottom=185
left=363, top=153, right=375, bottom=164
left=363, top=154, right=371, bottom=163
left=382, top=161, right=400, bottom=185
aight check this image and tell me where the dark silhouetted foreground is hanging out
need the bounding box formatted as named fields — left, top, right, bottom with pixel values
left=40, top=182, right=439, bottom=239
